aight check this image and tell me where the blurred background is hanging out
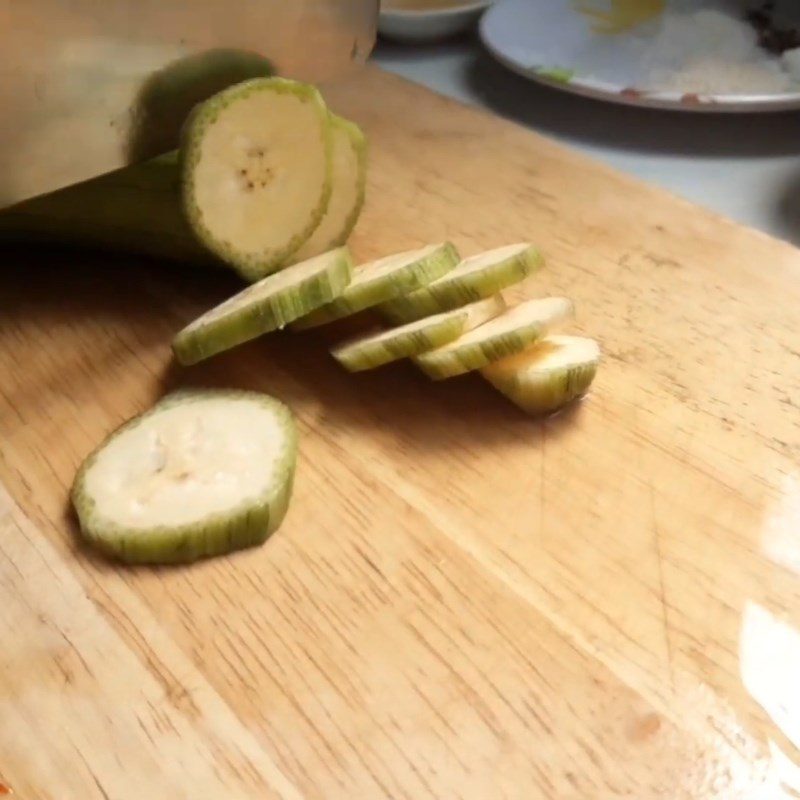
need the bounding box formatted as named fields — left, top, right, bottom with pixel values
left=372, top=0, right=800, bottom=244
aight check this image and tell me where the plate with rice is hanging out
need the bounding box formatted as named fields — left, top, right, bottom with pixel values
left=480, top=0, right=800, bottom=111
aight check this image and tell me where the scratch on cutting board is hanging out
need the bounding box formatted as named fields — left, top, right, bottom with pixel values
left=649, top=478, right=675, bottom=694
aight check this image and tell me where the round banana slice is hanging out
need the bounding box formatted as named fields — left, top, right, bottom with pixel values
left=182, top=77, right=333, bottom=281
left=71, top=390, right=297, bottom=564
left=289, top=115, right=367, bottom=264
left=380, top=242, right=543, bottom=323
left=415, top=296, right=573, bottom=380
left=331, top=294, right=506, bottom=372
left=172, top=247, right=353, bottom=365
left=292, top=242, right=459, bottom=330
left=483, top=335, right=600, bottom=415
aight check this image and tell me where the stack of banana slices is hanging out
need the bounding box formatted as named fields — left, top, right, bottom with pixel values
left=171, top=75, right=600, bottom=413
left=72, top=244, right=599, bottom=567
left=172, top=240, right=601, bottom=416
left=70, top=77, right=600, bottom=567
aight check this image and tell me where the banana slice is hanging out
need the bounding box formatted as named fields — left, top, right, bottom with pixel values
left=172, top=247, right=353, bottom=365
left=415, top=296, right=573, bottom=380
left=182, top=77, right=333, bottom=281
left=292, top=242, right=459, bottom=330
left=71, top=390, right=297, bottom=564
left=381, top=242, right=543, bottom=323
left=483, top=335, right=600, bottom=415
left=331, top=294, right=506, bottom=372
left=289, top=115, right=367, bottom=264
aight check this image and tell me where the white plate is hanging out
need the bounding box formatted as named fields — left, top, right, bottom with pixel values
left=379, top=1, right=493, bottom=44
left=479, top=0, right=800, bottom=112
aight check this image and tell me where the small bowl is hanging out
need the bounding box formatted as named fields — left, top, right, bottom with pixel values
left=378, top=1, right=493, bottom=43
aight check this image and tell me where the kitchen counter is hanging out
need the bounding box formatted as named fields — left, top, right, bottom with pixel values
left=373, top=34, right=800, bottom=246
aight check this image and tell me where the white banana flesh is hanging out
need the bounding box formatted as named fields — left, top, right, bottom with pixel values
left=72, top=390, right=297, bottom=564
left=183, top=78, right=333, bottom=281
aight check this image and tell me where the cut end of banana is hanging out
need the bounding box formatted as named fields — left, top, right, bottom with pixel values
left=331, top=294, right=506, bottom=372
left=290, top=115, right=367, bottom=264
left=415, top=296, right=574, bottom=379
left=483, top=335, right=600, bottom=415
left=182, top=77, right=332, bottom=281
left=381, top=242, right=543, bottom=323
left=71, top=390, right=297, bottom=564
left=172, top=247, right=353, bottom=365
left=292, top=241, right=460, bottom=329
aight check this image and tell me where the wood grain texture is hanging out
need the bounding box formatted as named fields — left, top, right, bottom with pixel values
left=2, top=66, right=800, bottom=799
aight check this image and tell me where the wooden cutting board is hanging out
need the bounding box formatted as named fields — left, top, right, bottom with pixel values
left=2, top=66, right=800, bottom=799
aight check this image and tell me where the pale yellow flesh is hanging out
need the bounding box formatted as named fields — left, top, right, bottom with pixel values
left=183, top=250, right=341, bottom=332
left=430, top=297, right=573, bottom=355
left=484, top=335, right=601, bottom=379
left=84, top=399, right=286, bottom=528
left=425, top=243, right=533, bottom=288
left=293, top=121, right=360, bottom=261
left=193, top=90, right=327, bottom=255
